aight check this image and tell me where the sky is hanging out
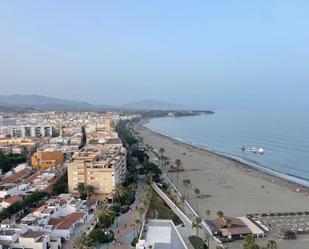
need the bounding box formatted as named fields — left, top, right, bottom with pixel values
left=0, top=0, right=309, bottom=108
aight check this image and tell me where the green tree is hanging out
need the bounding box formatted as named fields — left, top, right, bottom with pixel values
left=206, top=210, right=211, bottom=220
left=180, top=195, right=186, bottom=210
left=73, top=234, right=93, bottom=249
left=216, top=211, right=224, bottom=220
left=266, top=240, right=277, bottom=249
left=226, top=219, right=232, bottom=229
left=182, top=179, right=191, bottom=199
left=159, top=147, right=165, bottom=171
left=192, top=216, right=203, bottom=238
left=194, top=188, right=200, bottom=214
left=203, top=232, right=210, bottom=249
left=175, top=159, right=182, bottom=189
left=98, top=203, right=115, bottom=229
left=243, top=234, right=260, bottom=249
left=85, top=185, right=94, bottom=199
left=112, top=184, right=126, bottom=203
left=77, top=183, right=86, bottom=199
left=138, top=206, right=145, bottom=220
left=135, top=219, right=142, bottom=236
left=88, top=228, right=113, bottom=244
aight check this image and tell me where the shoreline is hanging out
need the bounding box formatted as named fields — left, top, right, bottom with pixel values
left=140, top=117, right=309, bottom=189
left=135, top=118, right=309, bottom=217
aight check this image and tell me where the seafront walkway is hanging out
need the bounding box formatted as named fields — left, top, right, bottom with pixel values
left=98, top=176, right=147, bottom=249
left=161, top=173, right=222, bottom=249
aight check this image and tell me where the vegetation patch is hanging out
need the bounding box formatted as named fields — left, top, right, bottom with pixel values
left=189, top=236, right=208, bottom=249
left=52, top=172, right=68, bottom=195
left=147, top=191, right=182, bottom=225
left=0, top=151, right=27, bottom=173
left=88, top=228, right=114, bottom=244
left=0, top=192, right=48, bottom=222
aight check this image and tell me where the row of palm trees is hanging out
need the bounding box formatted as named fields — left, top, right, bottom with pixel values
left=243, top=235, right=278, bottom=249
left=73, top=182, right=137, bottom=249
left=145, top=146, right=184, bottom=191
left=153, top=147, right=204, bottom=216
left=77, top=183, right=95, bottom=200
left=73, top=203, right=115, bottom=249
left=131, top=185, right=154, bottom=245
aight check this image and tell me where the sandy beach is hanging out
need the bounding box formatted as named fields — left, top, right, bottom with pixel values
left=135, top=121, right=309, bottom=218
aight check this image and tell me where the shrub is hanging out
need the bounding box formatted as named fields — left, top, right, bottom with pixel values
left=89, top=228, right=114, bottom=244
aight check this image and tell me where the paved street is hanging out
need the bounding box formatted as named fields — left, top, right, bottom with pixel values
left=98, top=176, right=147, bottom=249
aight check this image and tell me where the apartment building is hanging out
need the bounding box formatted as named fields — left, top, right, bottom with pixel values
left=67, top=143, right=126, bottom=200
left=31, top=150, right=64, bottom=169
left=104, top=117, right=116, bottom=132
left=0, top=125, right=55, bottom=138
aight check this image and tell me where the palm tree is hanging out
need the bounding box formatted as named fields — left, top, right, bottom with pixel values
left=243, top=234, right=258, bottom=249
left=112, top=184, right=126, bottom=203
left=138, top=206, right=145, bottom=220
left=169, top=165, right=174, bottom=182
left=203, top=232, right=210, bottom=249
left=180, top=195, right=186, bottom=210
left=159, top=147, right=165, bottom=157
left=159, top=148, right=165, bottom=170
left=85, top=185, right=94, bottom=199
left=135, top=219, right=142, bottom=237
left=77, top=183, right=85, bottom=197
left=182, top=179, right=191, bottom=199
left=192, top=216, right=203, bottom=238
left=98, top=203, right=113, bottom=218
left=194, top=188, right=200, bottom=214
left=164, top=158, right=170, bottom=173
left=266, top=240, right=277, bottom=249
left=73, top=234, right=93, bottom=249
left=131, top=223, right=137, bottom=238
left=175, top=159, right=182, bottom=189
left=206, top=210, right=211, bottom=220
left=225, top=219, right=232, bottom=229
left=216, top=211, right=224, bottom=220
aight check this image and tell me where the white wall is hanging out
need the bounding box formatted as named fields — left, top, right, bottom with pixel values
left=51, top=229, right=72, bottom=240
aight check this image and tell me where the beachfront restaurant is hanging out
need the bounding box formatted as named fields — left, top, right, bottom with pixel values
left=208, top=216, right=264, bottom=241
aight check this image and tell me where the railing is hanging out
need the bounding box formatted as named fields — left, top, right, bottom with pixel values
left=152, top=182, right=192, bottom=227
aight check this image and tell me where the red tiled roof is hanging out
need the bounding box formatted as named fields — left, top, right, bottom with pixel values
left=48, top=218, right=62, bottom=226
left=4, top=168, right=32, bottom=184
left=3, top=195, right=23, bottom=204
left=33, top=204, right=48, bottom=213
left=53, top=212, right=85, bottom=230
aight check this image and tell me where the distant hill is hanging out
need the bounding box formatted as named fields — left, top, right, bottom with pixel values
left=0, top=95, right=197, bottom=112
left=0, top=94, right=91, bottom=106
left=121, top=99, right=186, bottom=110
left=0, top=94, right=106, bottom=111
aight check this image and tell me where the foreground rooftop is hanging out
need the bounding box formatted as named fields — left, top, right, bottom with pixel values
left=136, top=219, right=188, bottom=249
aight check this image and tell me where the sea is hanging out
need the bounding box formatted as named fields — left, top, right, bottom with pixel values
left=145, top=109, right=309, bottom=187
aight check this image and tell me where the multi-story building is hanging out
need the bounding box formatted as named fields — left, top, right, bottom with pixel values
left=31, top=150, right=64, bottom=169
left=104, top=117, right=116, bottom=132
left=67, top=143, right=126, bottom=200
left=0, top=125, right=55, bottom=138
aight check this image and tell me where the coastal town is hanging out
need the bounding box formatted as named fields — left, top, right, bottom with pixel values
left=0, top=110, right=307, bottom=249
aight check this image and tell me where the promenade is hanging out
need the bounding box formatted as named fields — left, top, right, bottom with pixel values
left=98, top=176, right=147, bottom=249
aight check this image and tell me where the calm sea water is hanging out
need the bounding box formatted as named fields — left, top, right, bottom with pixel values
left=145, top=109, right=309, bottom=187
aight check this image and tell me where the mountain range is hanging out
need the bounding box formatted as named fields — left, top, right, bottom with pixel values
left=0, top=94, right=188, bottom=111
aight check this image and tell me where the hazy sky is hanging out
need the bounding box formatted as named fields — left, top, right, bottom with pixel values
left=0, top=1, right=308, bottom=108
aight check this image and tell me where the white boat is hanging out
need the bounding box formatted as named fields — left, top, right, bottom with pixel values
left=248, top=147, right=257, bottom=153
left=258, top=148, right=264, bottom=154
